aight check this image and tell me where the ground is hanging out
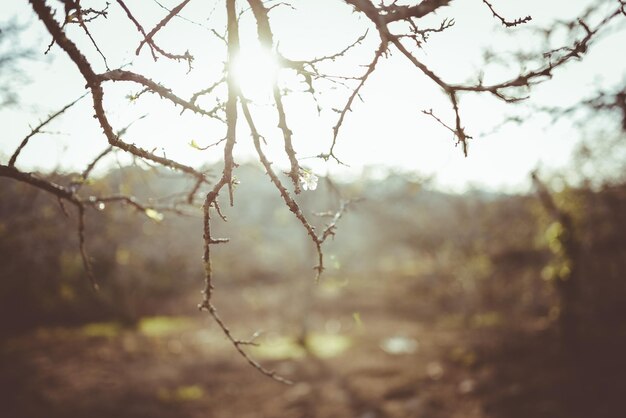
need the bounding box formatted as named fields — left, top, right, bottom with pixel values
left=1, top=276, right=622, bottom=418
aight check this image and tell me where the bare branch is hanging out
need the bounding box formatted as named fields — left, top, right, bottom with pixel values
left=72, top=2, right=111, bottom=70
left=0, top=164, right=78, bottom=203
left=20, top=0, right=623, bottom=386
left=345, top=0, right=452, bottom=28
left=422, top=107, right=472, bottom=152
left=29, top=0, right=209, bottom=181
left=77, top=204, right=98, bottom=290
left=190, top=76, right=226, bottom=105
left=319, top=199, right=359, bottom=244
left=70, top=146, right=113, bottom=191
left=117, top=0, right=194, bottom=70
left=98, top=69, right=221, bottom=119
left=328, top=40, right=387, bottom=165
left=115, top=0, right=158, bottom=61
left=345, top=0, right=623, bottom=158
left=8, top=92, right=88, bottom=167
left=481, top=0, right=532, bottom=28
left=136, top=0, right=192, bottom=55
left=195, top=0, right=291, bottom=385
left=246, top=0, right=301, bottom=191
left=241, top=100, right=325, bottom=279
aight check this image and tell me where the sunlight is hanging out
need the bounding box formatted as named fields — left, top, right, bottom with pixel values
left=231, top=47, right=279, bottom=102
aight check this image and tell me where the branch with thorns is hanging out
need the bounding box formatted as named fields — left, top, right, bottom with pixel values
left=117, top=0, right=194, bottom=71
left=17, top=0, right=625, bottom=385
left=481, top=0, right=532, bottom=28
left=340, top=0, right=623, bottom=158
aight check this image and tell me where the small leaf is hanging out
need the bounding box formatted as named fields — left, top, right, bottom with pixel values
left=145, top=208, right=164, bottom=222
left=189, top=139, right=201, bottom=149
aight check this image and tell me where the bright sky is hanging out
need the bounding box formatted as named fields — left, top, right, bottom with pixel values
left=2, top=0, right=625, bottom=192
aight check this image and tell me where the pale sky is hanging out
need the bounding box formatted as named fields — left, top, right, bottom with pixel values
left=2, top=0, right=625, bottom=192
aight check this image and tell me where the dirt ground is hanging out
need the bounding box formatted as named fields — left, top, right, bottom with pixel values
left=1, top=278, right=623, bottom=418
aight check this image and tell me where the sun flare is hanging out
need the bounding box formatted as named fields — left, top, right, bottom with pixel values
left=231, top=47, right=279, bottom=102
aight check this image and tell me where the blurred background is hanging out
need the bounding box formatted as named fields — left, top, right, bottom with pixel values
left=2, top=1, right=626, bottom=417
left=1, top=158, right=626, bottom=418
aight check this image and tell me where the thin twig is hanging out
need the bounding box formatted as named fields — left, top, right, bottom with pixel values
left=9, top=92, right=88, bottom=167
left=136, top=0, right=191, bottom=55
left=481, top=0, right=532, bottom=28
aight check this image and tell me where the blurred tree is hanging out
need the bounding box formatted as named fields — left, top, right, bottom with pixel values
left=530, top=79, right=626, bottom=346
left=0, top=20, right=36, bottom=108
left=532, top=172, right=581, bottom=344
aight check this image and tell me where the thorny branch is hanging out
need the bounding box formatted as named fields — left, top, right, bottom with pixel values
left=29, top=0, right=210, bottom=182
left=339, top=0, right=623, bottom=157
left=481, top=0, right=532, bottom=28
left=13, top=0, right=624, bottom=383
left=530, top=87, right=626, bottom=132
left=98, top=69, right=223, bottom=120
left=421, top=108, right=472, bottom=150
left=318, top=199, right=359, bottom=243
left=136, top=0, right=193, bottom=64
left=117, top=0, right=194, bottom=70
left=196, top=0, right=294, bottom=385
left=328, top=40, right=387, bottom=164
left=247, top=0, right=301, bottom=192
left=400, top=17, right=455, bottom=47
left=0, top=162, right=194, bottom=290
left=71, top=1, right=111, bottom=70
left=8, top=92, right=88, bottom=167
